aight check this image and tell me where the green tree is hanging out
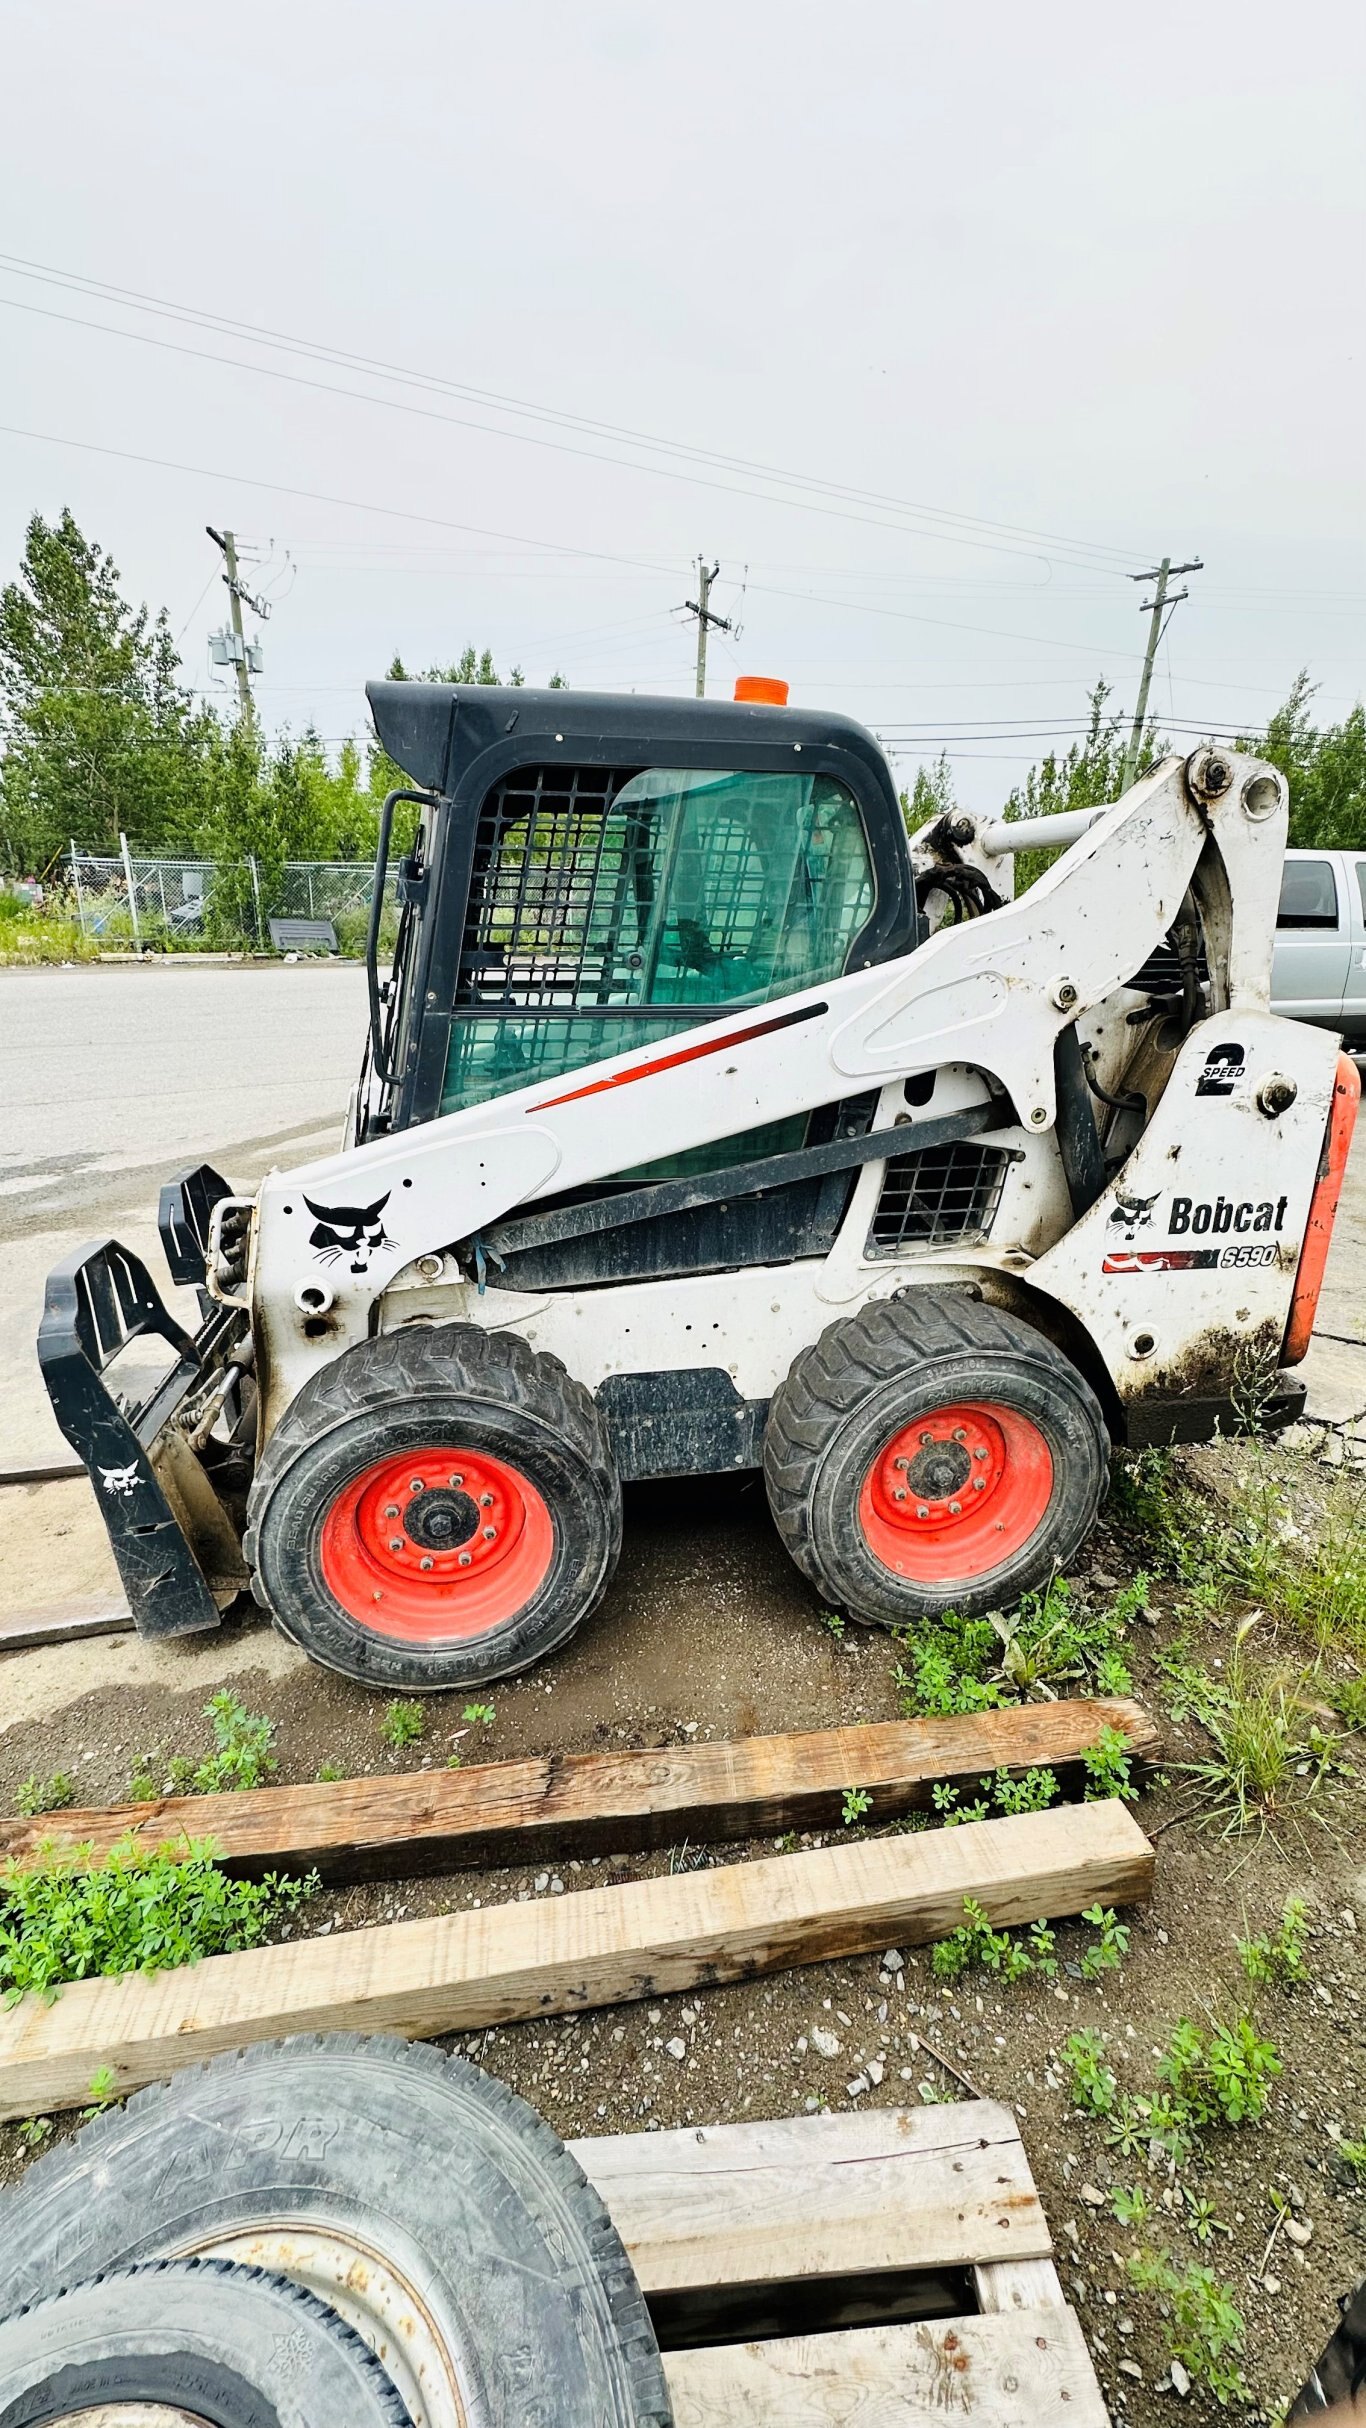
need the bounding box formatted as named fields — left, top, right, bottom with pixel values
left=0, top=508, right=212, bottom=872
left=1240, top=672, right=1366, bottom=848
left=900, top=750, right=958, bottom=833
left=1000, top=680, right=1167, bottom=891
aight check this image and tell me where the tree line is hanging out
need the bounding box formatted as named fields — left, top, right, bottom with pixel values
left=0, top=509, right=564, bottom=892
left=2, top=507, right=1362, bottom=896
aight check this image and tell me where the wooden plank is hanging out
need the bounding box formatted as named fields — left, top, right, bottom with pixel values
left=974, top=2257, right=1067, bottom=2312
left=0, top=1800, right=1154, bottom=2120
left=572, top=2101, right=1050, bottom=2290
left=0, top=1461, right=86, bottom=1488
left=0, top=1697, right=1160, bottom=1880
left=0, top=1597, right=133, bottom=1655
left=662, top=2310, right=1110, bottom=2426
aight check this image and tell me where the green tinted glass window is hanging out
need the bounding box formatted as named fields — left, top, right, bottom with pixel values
left=441, top=765, right=873, bottom=1117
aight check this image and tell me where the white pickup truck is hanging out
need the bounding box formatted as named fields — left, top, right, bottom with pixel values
left=1272, top=848, right=1366, bottom=1050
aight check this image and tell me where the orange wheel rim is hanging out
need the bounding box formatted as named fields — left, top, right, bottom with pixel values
left=320, top=1445, right=553, bottom=1643
left=857, top=1400, right=1053, bottom=1582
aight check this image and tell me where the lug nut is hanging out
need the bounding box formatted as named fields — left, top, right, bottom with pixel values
left=893, top=1456, right=910, bottom=1470
left=916, top=1504, right=929, bottom=1519
left=893, top=1488, right=907, bottom=1501
left=483, top=1525, right=497, bottom=1539
left=384, top=1503, right=399, bottom=1518
left=952, top=1428, right=966, bottom=1442
left=919, top=1430, right=933, bottom=1446
left=420, top=1556, right=434, bottom=1571
left=458, top=1551, right=473, bottom=1566
left=388, top=1537, right=403, bottom=1552
left=973, top=1446, right=988, bottom=1460
left=973, top=1477, right=986, bottom=1492
left=409, top=1478, right=424, bottom=1493
left=479, top=1492, right=494, bottom=1507
left=949, top=1500, right=962, bottom=1516
left=448, top=1474, right=464, bottom=1488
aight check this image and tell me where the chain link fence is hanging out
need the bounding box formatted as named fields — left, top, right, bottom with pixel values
left=65, top=847, right=397, bottom=954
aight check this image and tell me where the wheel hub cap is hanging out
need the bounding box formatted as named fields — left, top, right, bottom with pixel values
left=319, top=1445, right=554, bottom=1644
left=858, top=1399, right=1054, bottom=1582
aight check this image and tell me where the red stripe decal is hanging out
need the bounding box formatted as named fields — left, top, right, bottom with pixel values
left=529, top=1001, right=826, bottom=1111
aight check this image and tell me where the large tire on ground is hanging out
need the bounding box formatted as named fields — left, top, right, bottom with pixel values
left=0, top=2256, right=412, bottom=2427
left=0, top=2036, right=672, bottom=2428
left=764, top=1292, right=1109, bottom=1624
left=245, top=1323, right=622, bottom=1691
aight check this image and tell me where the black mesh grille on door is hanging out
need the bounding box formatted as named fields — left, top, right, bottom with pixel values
left=458, top=765, right=638, bottom=1011
left=866, top=1140, right=1016, bottom=1255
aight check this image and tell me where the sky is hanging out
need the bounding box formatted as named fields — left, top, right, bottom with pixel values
left=1, top=0, right=1363, bottom=810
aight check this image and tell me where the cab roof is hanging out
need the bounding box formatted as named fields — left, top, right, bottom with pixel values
left=365, top=681, right=893, bottom=800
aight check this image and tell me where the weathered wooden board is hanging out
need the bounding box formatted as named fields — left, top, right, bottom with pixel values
left=0, top=1698, right=1159, bottom=1880
left=571, top=2100, right=1050, bottom=2289
left=0, top=1596, right=133, bottom=1655
left=0, top=1800, right=1153, bottom=2119
left=662, top=2310, right=1109, bottom=2426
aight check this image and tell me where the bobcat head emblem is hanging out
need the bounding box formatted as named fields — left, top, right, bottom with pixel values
left=1108, top=1191, right=1161, bottom=1244
left=304, top=1192, right=395, bottom=1274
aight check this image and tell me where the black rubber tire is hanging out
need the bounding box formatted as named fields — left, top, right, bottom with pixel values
left=0, top=2256, right=412, bottom=2427
left=764, top=1291, right=1109, bottom=1625
left=0, top=2035, right=672, bottom=2428
left=245, top=1322, right=622, bottom=1691
left=1288, top=2275, right=1366, bottom=2416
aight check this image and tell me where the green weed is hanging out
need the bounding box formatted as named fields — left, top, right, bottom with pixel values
left=1158, top=2015, right=1281, bottom=2128
left=1062, top=2028, right=1117, bottom=2116
left=0, top=1842, right=317, bottom=2003
left=1237, top=1896, right=1311, bottom=1989
left=15, top=2116, right=52, bottom=2149
left=1183, top=2191, right=1231, bottom=2245
left=14, top=1773, right=76, bottom=1819
left=1111, top=2183, right=1151, bottom=2225
left=315, top=1761, right=344, bottom=1784
left=841, top=1788, right=872, bottom=1825
left=1128, top=2250, right=1248, bottom=2406
left=462, top=1703, right=496, bottom=1727
left=126, top=1696, right=277, bottom=1804
left=818, top=1608, right=845, bottom=1639
left=81, top=2065, right=120, bottom=2118
left=1178, top=1627, right=1340, bottom=1837
left=1337, top=2137, right=1366, bottom=2179
left=193, top=1694, right=276, bottom=1792
left=1079, top=1904, right=1129, bottom=1980
left=1330, top=1673, right=1366, bottom=1731
left=1082, top=1726, right=1137, bottom=1802
left=380, top=1700, right=425, bottom=1749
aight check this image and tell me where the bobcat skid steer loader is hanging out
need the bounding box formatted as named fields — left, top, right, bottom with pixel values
left=40, top=681, right=1359, bottom=1691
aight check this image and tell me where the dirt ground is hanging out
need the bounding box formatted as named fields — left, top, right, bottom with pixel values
left=1, top=1452, right=1363, bottom=2427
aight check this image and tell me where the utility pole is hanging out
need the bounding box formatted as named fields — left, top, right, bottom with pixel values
left=682, top=558, right=733, bottom=697
left=1119, top=554, right=1203, bottom=790
left=206, top=526, right=270, bottom=726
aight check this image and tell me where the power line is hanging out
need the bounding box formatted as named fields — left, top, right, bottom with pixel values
left=0, top=254, right=1146, bottom=571
left=0, top=418, right=682, bottom=578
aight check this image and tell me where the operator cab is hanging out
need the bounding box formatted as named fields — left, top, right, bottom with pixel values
left=358, top=681, right=921, bottom=1151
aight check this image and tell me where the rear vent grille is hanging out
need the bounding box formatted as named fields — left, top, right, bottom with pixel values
left=867, top=1141, right=1015, bottom=1256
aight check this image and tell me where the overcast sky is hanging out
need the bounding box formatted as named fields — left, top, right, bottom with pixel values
left=1, top=0, right=1362, bottom=808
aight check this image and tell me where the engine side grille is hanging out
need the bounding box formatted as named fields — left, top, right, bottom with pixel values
left=866, top=1140, right=1014, bottom=1256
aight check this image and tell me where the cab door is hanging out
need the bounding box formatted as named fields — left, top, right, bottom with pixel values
left=1272, top=855, right=1351, bottom=1023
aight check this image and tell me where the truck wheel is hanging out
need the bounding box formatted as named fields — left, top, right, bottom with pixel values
left=0, top=2256, right=412, bottom=2427
left=764, top=1292, right=1108, bottom=1624
left=245, top=1323, right=621, bottom=1690
left=0, top=2037, right=672, bottom=2428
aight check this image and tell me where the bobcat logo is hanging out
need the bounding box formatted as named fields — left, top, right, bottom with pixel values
left=99, top=1462, right=139, bottom=1497
left=304, top=1192, right=395, bottom=1275
left=1108, top=1190, right=1161, bottom=1244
